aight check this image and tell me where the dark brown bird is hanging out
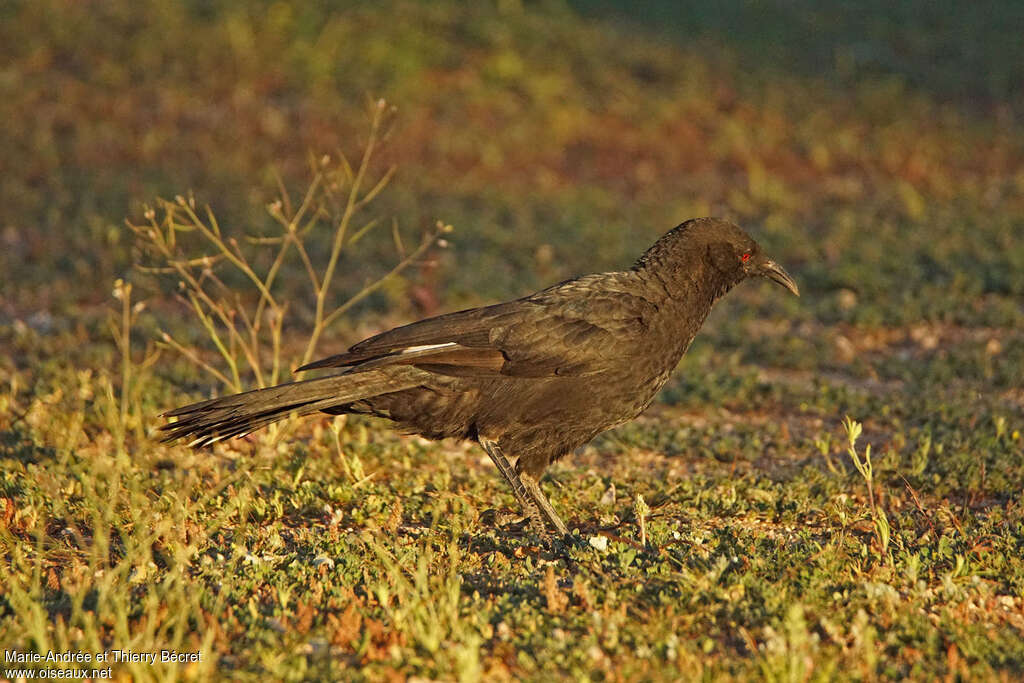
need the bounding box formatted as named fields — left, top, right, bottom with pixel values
left=162, top=218, right=798, bottom=535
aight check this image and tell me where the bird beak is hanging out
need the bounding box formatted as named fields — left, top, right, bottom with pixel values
left=760, top=259, right=800, bottom=296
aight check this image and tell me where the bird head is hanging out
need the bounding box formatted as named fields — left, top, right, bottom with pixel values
left=704, top=220, right=800, bottom=297
left=639, top=217, right=799, bottom=297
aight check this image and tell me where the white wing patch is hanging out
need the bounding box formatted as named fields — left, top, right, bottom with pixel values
left=399, top=342, right=459, bottom=354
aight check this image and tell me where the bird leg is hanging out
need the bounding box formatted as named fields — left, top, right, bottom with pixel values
left=479, top=437, right=550, bottom=536
left=519, top=471, right=569, bottom=536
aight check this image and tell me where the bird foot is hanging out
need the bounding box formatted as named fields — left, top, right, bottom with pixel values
left=479, top=508, right=527, bottom=530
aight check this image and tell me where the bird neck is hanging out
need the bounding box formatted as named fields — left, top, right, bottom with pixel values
left=628, top=252, right=740, bottom=371
left=636, top=249, right=740, bottom=316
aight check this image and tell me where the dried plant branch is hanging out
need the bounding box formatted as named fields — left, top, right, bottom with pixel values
left=126, top=100, right=452, bottom=437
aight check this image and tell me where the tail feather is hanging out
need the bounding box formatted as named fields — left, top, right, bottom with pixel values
left=160, top=368, right=421, bottom=446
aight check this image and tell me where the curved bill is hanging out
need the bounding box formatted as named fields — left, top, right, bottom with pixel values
left=761, top=260, right=800, bottom=296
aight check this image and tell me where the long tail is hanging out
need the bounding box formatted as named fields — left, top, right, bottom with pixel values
left=160, top=368, right=421, bottom=446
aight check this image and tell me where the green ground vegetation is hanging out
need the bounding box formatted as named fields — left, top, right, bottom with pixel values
left=1, top=1, right=1023, bottom=680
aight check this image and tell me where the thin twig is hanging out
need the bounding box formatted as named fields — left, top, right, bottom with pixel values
left=320, top=228, right=443, bottom=332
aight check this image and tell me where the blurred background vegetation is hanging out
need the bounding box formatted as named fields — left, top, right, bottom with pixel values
left=2, top=0, right=1021, bottom=327
left=2, top=1, right=1023, bottom=679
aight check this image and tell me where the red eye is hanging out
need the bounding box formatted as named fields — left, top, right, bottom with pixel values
left=741, top=252, right=751, bottom=263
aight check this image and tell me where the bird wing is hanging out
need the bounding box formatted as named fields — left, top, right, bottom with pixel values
left=296, top=301, right=520, bottom=374
left=297, top=276, right=654, bottom=378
